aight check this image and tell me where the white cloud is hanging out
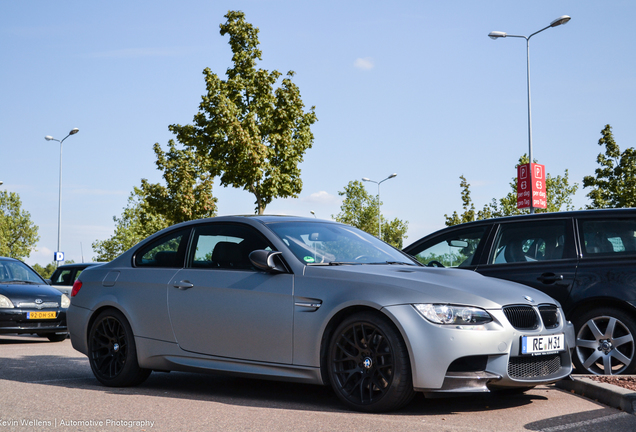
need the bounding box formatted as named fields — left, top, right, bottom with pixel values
left=302, top=191, right=339, bottom=204
left=354, top=57, right=374, bottom=70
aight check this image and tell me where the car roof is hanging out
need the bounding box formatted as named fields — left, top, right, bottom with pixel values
left=403, top=208, right=636, bottom=250
left=54, top=262, right=101, bottom=270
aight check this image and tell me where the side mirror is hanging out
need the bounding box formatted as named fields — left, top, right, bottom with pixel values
left=249, top=250, right=286, bottom=273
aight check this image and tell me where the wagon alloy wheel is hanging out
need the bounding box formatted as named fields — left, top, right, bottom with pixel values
left=328, top=312, right=414, bottom=412
left=573, top=308, right=636, bottom=375
left=88, top=310, right=151, bottom=386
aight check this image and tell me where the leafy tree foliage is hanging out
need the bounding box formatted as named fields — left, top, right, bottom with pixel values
left=445, top=155, right=579, bottom=226
left=583, top=124, right=636, bottom=208
left=32, top=262, right=57, bottom=279
left=0, top=191, right=39, bottom=260
left=333, top=180, right=409, bottom=248
left=92, top=142, right=217, bottom=262
left=170, top=10, right=317, bottom=214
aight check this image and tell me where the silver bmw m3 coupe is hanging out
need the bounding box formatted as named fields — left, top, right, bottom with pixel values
left=68, top=216, right=574, bottom=412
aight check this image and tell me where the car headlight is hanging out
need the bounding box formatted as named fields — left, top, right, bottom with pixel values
left=0, top=294, right=15, bottom=308
left=61, top=294, right=70, bottom=309
left=414, top=304, right=492, bottom=325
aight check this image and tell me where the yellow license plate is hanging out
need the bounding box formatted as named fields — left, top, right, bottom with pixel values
left=27, top=311, right=57, bottom=319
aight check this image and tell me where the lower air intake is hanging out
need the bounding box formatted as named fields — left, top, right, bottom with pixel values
left=508, top=354, right=561, bottom=378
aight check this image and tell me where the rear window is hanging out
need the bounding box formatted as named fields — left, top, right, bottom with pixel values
left=579, top=219, right=636, bottom=256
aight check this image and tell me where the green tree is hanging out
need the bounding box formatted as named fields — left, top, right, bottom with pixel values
left=170, top=10, right=317, bottom=214
left=445, top=155, right=579, bottom=226
left=583, top=124, right=636, bottom=208
left=0, top=191, right=40, bottom=260
left=140, top=141, right=217, bottom=224
left=333, top=180, right=409, bottom=248
left=32, top=262, right=57, bottom=279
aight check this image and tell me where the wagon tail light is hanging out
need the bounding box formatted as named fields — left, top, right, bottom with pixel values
left=71, top=280, right=83, bottom=297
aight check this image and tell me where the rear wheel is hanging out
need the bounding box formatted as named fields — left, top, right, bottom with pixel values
left=327, top=312, right=415, bottom=412
left=88, top=309, right=151, bottom=386
left=572, top=308, right=636, bottom=375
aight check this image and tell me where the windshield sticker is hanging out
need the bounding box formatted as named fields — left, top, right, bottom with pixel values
left=304, top=256, right=315, bottom=263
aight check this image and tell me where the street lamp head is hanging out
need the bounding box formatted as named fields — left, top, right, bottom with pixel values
left=310, top=210, right=316, bottom=218
left=45, top=135, right=55, bottom=141
left=69, top=128, right=79, bottom=135
left=362, top=177, right=370, bottom=182
left=388, top=173, right=397, bottom=179
left=550, top=15, right=571, bottom=27
left=488, top=31, right=507, bottom=39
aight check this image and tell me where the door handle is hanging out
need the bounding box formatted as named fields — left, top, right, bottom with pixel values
left=537, top=273, right=564, bottom=284
left=172, top=280, right=194, bottom=290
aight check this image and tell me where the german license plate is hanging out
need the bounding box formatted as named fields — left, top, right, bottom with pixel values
left=27, top=311, right=57, bottom=319
left=521, top=333, right=564, bottom=355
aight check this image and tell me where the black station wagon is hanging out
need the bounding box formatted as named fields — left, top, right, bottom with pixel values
left=404, top=208, right=636, bottom=376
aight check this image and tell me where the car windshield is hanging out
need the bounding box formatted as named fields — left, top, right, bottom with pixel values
left=267, top=221, right=419, bottom=266
left=0, top=260, right=45, bottom=284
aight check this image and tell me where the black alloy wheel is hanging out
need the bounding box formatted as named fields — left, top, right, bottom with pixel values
left=573, top=308, right=636, bottom=375
left=88, top=309, right=151, bottom=386
left=327, top=312, right=415, bottom=412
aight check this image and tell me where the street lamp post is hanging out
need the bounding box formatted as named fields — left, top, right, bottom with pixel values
left=362, top=173, right=397, bottom=240
left=488, top=15, right=571, bottom=214
left=45, top=128, right=79, bottom=266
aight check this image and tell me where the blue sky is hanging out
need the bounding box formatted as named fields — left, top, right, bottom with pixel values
left=2, top=1, right=635, bottom=265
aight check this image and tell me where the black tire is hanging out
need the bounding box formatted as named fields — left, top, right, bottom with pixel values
left=327, top=312, right=415, bottom=412
left=88, top=309, right=151, bottom=386
left=572, top=308, right=636, bottom=375
left=46, top=333, right=68, bottom=342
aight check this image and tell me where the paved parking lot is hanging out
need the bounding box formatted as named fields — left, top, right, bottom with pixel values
left=1, top=335, right=636, bottom=431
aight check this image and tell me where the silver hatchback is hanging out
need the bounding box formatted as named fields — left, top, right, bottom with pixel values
left=68, top=216, right=574, bottom=412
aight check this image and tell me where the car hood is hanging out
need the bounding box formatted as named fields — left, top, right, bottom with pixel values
left=303, top=265, right=557, bottom=309
left=0, top=283, right=64, bottom=304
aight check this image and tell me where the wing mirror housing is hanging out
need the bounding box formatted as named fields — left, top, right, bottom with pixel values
left=249, top=250, right=286, bottom=273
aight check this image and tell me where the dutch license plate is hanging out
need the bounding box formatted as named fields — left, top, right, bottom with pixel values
left=27, top=311, right=57, bottom=319
left=521, top=333, right=564, bottom=355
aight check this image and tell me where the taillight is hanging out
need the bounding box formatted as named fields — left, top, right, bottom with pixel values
left=71, top=280, right=82, bottom=297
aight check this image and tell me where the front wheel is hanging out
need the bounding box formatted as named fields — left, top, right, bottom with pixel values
left=572, top=308, right=636, bottom=375
left=88, top=309, right=151, bottom=386
left=46, top=333, right=68, bottom=342
left=327, top=312, right=415, bottom=412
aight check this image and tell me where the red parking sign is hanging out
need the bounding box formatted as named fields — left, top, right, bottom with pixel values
left=517, top=163, right=546, bottom=209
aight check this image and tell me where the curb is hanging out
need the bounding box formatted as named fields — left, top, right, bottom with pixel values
left=555, top=376, right=636, bottom=414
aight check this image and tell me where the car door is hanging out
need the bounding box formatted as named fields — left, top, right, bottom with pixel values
left=475, top=218, right=578, bottom=308
left=167, top=223, right=294, bottom=364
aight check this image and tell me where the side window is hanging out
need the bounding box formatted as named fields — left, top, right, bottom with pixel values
left=188, top=224, right=273, bottom=270
left=134, top=228, right=190, bottom=268
left=410, top=226, right=487, bottom=268
left=580, top=218, right=636, bottom=256
left=53, top=269, right=73, bottom=285
left=490, top=220, right=567, bottom=264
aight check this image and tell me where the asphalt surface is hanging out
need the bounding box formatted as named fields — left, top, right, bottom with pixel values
left=1, top=335, right=636, bottom=431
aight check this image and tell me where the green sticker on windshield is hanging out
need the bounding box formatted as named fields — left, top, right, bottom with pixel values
left=304, top=256, right=315, bottom=263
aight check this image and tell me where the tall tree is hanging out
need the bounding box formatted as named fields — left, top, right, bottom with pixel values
left=583, top=124, right=636, bottom=208
left=333, top=180, right=409, bottom=248
left=0, top=191, right=39, bottom=260
left=445, top=155, right=578, bottom=226
left=92, top=141, right=217, bottom=262
left=170, top=10, right=317, bottom=214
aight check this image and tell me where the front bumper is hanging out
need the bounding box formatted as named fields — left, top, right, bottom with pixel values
left=0, top=308, right=67, bottom=335
left=383, top=304, right=574, bottom=393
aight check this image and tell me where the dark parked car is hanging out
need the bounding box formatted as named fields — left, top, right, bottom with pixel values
left=404, top=208, right=636, bottom=376
left=68, top=216, right=573, bottom=412
left=0, top=257, right=69, bottom=342
left=48, top=262, right=100, bottom=296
